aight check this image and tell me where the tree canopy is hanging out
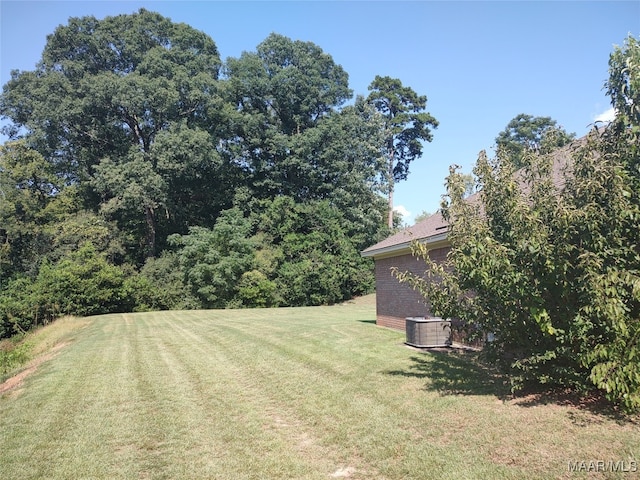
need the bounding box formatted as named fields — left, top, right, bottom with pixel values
left=366, top=75, right=438, bottom=227
left=495, top=113, right=575, bottom=168
left=0, top=9, right=409, bottom=337
left=1, top=9, right=231, bottom=258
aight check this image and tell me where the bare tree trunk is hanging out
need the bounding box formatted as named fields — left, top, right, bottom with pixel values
left=145, top=204, right=156, bottom=258
left=387, top=149, right=395, bottom=229
left=387, top=186, right=394, bottom=229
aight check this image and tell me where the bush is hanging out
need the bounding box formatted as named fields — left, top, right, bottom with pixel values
left=170, top=208, right=255, bottom=309
left=256, top=197, right=374, bottom=306
left=33, top=243, right=128, bottom=317
left=0, top=337, right=31, bottom=376
left=0, top=277, right=39, bottom=338
left=236, top=270, right=280, bottom=308
left=136, top=253, right=198, bottom=310
left=396, top=37, right=640, bottom=411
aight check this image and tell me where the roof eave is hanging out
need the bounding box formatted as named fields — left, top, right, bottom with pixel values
left=361, top=231, right=449, bottom=259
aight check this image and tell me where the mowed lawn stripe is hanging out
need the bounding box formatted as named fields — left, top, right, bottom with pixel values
left=154, top=308, right=514, bottom=479
left=1, top=315, right=151, bottom=478
left=167, top=311, right=380, bottom=476
left=151, top=311, right=349, bottom=479
left=113, top=312, right=335, bottom=479
left=1, top=302, right=639, bottom=479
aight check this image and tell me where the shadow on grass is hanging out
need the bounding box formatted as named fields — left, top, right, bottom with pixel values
left=386, top=349, right=640, bottom=424
left=357, top=319, right=377, bottom=325
left=509, top=388, right=639, bottom=424
left=385, top=349, right=508, bottom=397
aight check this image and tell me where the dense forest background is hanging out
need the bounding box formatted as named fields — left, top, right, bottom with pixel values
left=0, top=9, right=441, bottom=338
left=0, top=10, right=437, bottom=338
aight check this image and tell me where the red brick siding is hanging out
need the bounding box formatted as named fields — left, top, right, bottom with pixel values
left=376, top=315, right=407, bottom=331
left=375, top=246, right=450, bottom=330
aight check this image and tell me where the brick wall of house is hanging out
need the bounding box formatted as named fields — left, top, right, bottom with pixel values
left=374, top=246, right=450, bottom=330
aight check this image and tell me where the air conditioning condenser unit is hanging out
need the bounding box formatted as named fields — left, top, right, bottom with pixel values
left=405, top=317, right=452, bottom=348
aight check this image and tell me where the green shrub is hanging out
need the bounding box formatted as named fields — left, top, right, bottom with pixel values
left=236, top=270, right=280, bottom=308
left=396, top=36, right=640, bottom=411
left=0, top=337, right=31, bottom=376
left=34, top=243, right=128, bottom=317
left=0, top=277, right=39, bottom=338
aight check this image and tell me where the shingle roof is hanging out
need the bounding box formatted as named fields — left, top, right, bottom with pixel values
left=361, top=136, right=584, bottom=259
left=361, top=209, right=450, bottom=257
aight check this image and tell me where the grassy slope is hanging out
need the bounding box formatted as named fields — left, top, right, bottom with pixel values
left=1, top=298, right=638, bottom=479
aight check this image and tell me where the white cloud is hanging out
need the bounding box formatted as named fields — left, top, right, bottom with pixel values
left=393, top=205, right=412, bottom=224
left=593, top=107, right=616, bottom=123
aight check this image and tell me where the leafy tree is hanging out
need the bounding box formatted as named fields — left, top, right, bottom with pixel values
left=135, top=252, right=198, bottom=311
left=46, top=209, right=126, bottom=264
left=0, top=141, right=60, bottom=278
left=584, top=35, right=640, bottom=409
left=0, top=140, right=130, bottom=293
left=496, top=113, right=575, bottom=168
left=223, top=33, right=355, bottom=201
left=0, top=242, right=132, bottom=337
left=395, top=36, right=640, bottom=410
left=170, top=208, right=255, bottom=309
left=366, top=75, right=438, bottom=228
left=225, top=37, right=389, bottom=252
left=236, top=270, right=280, bottom=308
left=225, top=33, right=352, bottom=136
left=151, top=122, right=238, bottom=232
left=256, top=197, right=374, bottom=306
left=284, top=97, right=388, bottom=247
left=92, top=148, right=168, bottom=261
left=33, top=243, right=130, bottom=318
left=0, top=277, right=38, bottom=337
left=0, top=9, right=230, bottom=259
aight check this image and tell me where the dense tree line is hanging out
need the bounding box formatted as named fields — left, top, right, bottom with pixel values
left=395, top=36, right=640, bottom=410
left=0, top=9, right=437, bottom=337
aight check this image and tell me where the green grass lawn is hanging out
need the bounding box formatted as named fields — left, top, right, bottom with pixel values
left=1, top=296, right=638, bottom=479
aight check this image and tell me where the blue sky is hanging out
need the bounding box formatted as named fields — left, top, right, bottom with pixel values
left=1, top=1, right=638, bottom=224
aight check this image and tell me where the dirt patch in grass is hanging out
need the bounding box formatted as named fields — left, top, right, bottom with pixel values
left=330, top=466, right=358, bottom=478
left=0, top=341, right=70, bottom=396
